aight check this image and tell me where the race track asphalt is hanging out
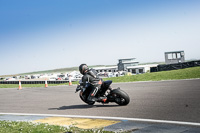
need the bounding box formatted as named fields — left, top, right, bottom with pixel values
left=0, top=79, right=200, bottom=123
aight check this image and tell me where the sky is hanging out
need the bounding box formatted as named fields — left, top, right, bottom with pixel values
left=0, top=0, right=200, bottom=75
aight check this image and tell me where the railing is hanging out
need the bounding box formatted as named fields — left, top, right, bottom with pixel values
left=150, top=60, right=200, bottom=72
left=0, top=80, right=69, bottom=84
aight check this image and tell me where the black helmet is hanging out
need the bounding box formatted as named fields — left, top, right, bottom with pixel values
left=79, top=64, right=88, bottom=75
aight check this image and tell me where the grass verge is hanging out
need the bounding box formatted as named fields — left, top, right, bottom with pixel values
left=0, top=120, right=113, bottom=133
left=0, top=83, right=77, bottom=88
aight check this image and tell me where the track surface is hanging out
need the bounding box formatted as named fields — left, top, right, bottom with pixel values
left=0, top=79, right=200, bottom=123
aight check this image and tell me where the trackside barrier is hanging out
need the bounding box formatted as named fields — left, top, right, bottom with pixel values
left=0, top=80, right=69, bottom=84
left=150, top=60, right=200, bottom=72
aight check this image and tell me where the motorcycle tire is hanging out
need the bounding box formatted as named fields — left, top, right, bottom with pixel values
left=86, top=101, right=95, bottom=105
left=112, top=89, right=130, bottom=106
left=79, top=92, right=95, bottom=105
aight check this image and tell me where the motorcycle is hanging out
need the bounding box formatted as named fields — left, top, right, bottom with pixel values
left=75, top=80, right=130, bottom=106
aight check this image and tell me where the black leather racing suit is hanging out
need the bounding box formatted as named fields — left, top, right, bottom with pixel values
left=81, top=69, right=102, bottom=102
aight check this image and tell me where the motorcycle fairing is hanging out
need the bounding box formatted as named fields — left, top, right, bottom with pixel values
left=101, top=80, right=112, bottom=89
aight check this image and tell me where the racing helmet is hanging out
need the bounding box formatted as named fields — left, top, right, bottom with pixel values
left=79, top=64, right=88, bottom=75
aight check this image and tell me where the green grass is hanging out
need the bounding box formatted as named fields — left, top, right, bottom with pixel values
left=104, top=66, right=200, bottom=82
left=1, top=67, right=200, bottom=88
left=0, top=120, right=112, bottom=133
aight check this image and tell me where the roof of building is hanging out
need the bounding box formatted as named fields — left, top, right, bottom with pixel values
left=120, top=61, right=139, bottom=64
left=93, top=66, right=118, bottom=70
left=165, top=50, right=184, bottom=54
left=118, top=58, right=136, bottom=60
left=127, top=64, right=158, bottom=69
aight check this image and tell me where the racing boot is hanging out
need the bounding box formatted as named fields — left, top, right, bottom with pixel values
left=87, top=96, right=98, bottom=102
left=97, top=96, right=107, bottom=103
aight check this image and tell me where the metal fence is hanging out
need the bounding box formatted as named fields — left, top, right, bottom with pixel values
left=150, top=60, right=200, bottom=72
left=0, top=80, right=69, bottom=84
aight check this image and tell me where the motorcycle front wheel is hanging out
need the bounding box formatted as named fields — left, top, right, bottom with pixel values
left=112, top=89, right=130, bottom=106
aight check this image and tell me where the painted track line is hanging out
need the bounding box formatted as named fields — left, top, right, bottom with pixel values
left=0, top=113, right=200, bottom=127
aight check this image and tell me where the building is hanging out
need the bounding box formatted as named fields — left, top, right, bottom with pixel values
left=165, top=51, right=185, bottom=64
left=94, top=58, right=157, bottom=75
left=117, top=58, right=139, bottom=71
left=127, top=64, right=158, bottom=74
left=94, top=66, right=118, bottom=73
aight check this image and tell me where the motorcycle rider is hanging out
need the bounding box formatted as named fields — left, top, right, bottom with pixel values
left=79, top=64, right=107, bottom=102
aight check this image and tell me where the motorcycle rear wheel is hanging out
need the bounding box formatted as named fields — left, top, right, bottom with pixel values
left=112, top=89, right=130, bottom=106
